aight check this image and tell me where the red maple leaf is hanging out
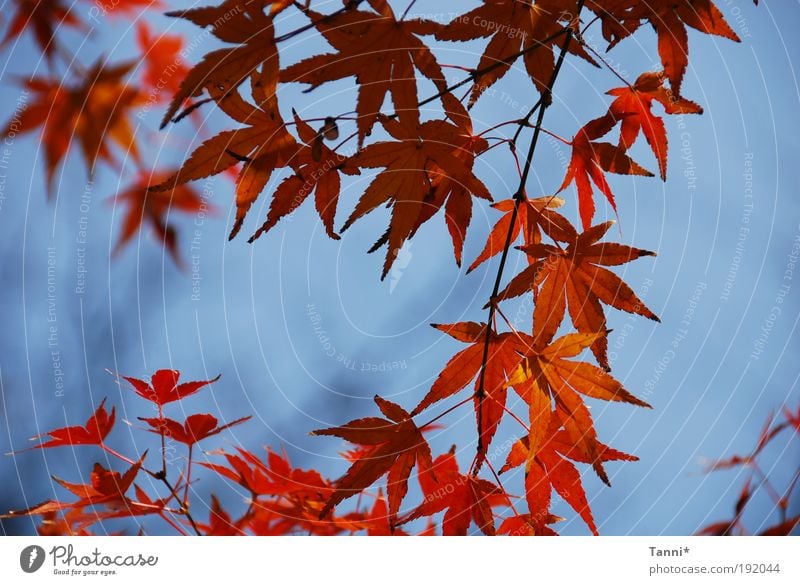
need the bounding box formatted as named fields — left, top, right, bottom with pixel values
left=403, top=449, right=507, bottom=535
left=607, top=71, right=702, bottom=179
left=121, top=369, right=220, bottom=407
left=21, top=399, right=115, bottom=451
left=497, top=220, right=659, bottom=369
left=2, top=456, right=145, bottom=519
left=6, top=60, right=142, bottom=191
left=139, top=413, right=251, bottom=446
left=343, top=113, right=490, bottom=278
left=411, top=322, right=526, bottom=466
left=312, top=395, right=434, bottom=525
left=281, top=0, right=450, bottom=145
left=559, top=114, right=653, bottom=230
left=111, top=170, right=209, bottom=265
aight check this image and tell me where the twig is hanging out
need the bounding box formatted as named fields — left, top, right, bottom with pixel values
left=158, top=474, right=202, bottom=536
left=277, top=0, right=367, bottom=43
left=472, top=0, right=586, bottom=475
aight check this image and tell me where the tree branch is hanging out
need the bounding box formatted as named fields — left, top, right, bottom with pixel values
left=472, top=0, right=587, bottom=475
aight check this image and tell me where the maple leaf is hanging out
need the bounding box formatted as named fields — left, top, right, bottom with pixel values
left=312, top=395, right=434, bottom=525
left=19, top=398, right=115, bottom=451
left=249, top=112, right=358, bottom=242
left=506, top=331, right=649, bottom=487
left=497, top=220, right=659, bottom=369
left=411, top=322, right=525, bottom=466
left=0, top=0, right=85, bottom=58
left=6, top=60, right=142, bottom=191
left=559, top=114, right=653, bottom=230
left=280, top=0, right=450, bottom=145
left=468, top=195, right=575, bottom=273
left=139, top=413, right=251, bottom=446
left=201, top=447, right=333, bottom=502
left=403, top=449, right=507, bottom=535
left=198, top=494, right=243, bottom=535
left=394, top=101, right=491, bottom=266
left=500, top=420, right=637, bottom=535
left=607, top=71, right=702, bottom=179
left=93, top=483, right=178, bottom=526
left=356, top=489, right=409, bottom=536
left=203, top=448, right=356, bottom=536
left=586, top=2, right=741, bottom=95
left=2, top=455, right=145, bottom=519
left=121, top=369, right=220, bottom=407
left=135, top=21, right=189, bottom=99
left=159, top=0, right=280, bottom=128
left=112, top=170, right=209, bottom=265
left=437, top=0, right=597, bottom=105
left=343, top=113, right=491, bottom=277
left=149, top=70, right=298, bottom=239
left=643, top=0, right=740, bottom=95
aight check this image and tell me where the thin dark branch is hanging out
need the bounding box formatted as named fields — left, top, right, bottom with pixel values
left=400, top=0, right=420, bottom=21
left=416, top=27, right=570, bottom=112
left=277, top=0, right=366, bottom=43
left=472, top=0, right=587, bottom=475
left=159, top=475, right=202, bottom=536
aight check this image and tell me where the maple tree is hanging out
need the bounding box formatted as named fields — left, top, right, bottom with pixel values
left=4, top=0, right=793, bottom=538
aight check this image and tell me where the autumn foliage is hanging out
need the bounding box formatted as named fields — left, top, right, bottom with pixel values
left=4, top=0, right=796, bottom=536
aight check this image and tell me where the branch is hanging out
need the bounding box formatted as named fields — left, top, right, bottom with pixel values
left=158, top=473, right=202, bottom=536
left=416, top=27, right=570, bottom=112
left=276, top=0, right=366, bottom=43
left=472, top=0, right=587, bottom=475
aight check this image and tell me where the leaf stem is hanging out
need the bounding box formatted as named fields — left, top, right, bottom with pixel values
left=420, top=396, right=473, bottom=429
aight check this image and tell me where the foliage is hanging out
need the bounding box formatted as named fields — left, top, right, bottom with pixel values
left=4, top=0, right=793, bottom=537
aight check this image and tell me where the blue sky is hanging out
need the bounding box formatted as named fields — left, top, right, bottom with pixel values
left=0, top=0, right=798, bottom=535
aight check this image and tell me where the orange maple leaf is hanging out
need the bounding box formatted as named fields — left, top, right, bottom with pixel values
left=500, top=417, right=638, bottom=535
left=343, top=113, right=490, bottom=277
left=497, top=220, right=659, bottom=369
left=312, top=395, right=434, bottom=525
left=589, top=1, right=740, bottom=95
left=249, top=112, right=358, bottom=241
left=411, top=322, right=525, bottom=465
left=7, top=60, right=142, bottom=191
left=0, top=0, right=85, bottom=58
left=607, top=71, right=702, bottom=179
left=112, top=170, right=209, bottom=265
left=149, top=70, right=299, bottom=239
left=506, top=331, right=648, bottom=486
left=280, top=0, right=450, bottom=145
left=468, top=195, right=575, bottom=273
left=559, top=114, right=653, bottom=230
left=135, top=21, right=189, bottom=100
left=403, top=449, right=507, bottom=535
left=160, top=0, right=280, bottom=127
left=437, top=0, right=597, bottom=105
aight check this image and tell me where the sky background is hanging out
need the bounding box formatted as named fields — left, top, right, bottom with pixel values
left=0, top=0, right=798, bottom=536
